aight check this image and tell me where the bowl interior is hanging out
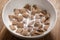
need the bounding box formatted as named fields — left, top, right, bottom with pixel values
left=2, top=0, right=56, bottom=38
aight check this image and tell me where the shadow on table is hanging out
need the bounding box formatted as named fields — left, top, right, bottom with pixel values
left=2, top=29, right=54, bottom=40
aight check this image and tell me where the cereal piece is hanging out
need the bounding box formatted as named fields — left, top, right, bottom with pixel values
left=32, top=5, right=42, bottom=13
left=45, top=13, right=50, bottom=20
left=31, top=31, right=37, bottom=36
left=24, top=4, right=31, bottom=10
left=31, top=11, right=36, bottom=15
left=34, top=23, right=39, bottom=27
left=14, top=9, right=20, bottom=15
left=37, top=28, right=44, bottom=32
left=9, top=15, right=21, bottom=20
left=12, top=20, right=18, bottom=25
left=45, top=22, right=50, bottom=25
left=41, top=17, right=46, bottom=23
left=22, top=13, right=29, bottom=18
left=35, top=31, right=43, bottom=35
left=9, top=15, right=17, bottom=21
left=33, top=5, right=38, bottom=9
left=34, top=25, right=42, bottom=31
left=38, top=25, right=43, bottom=29
left=45, top=20, right=50, bottom=25
left=31, top=5, right=39, bottom=15
left=34, top=22, right=40, bottom=27
left=17, top=16, right=23, bottom=21
left=19, top=9, right=27, bottom=14
left=17, top=22, right=24, bottom=28
left=28, top=25, right=33, bottom=32
left=35, top=14, right=40, bottom=19
left=34, top=19, right=41, bottom=27
left=9, top=15, right=23, bottom=22
left=44, top=25, right=49, bottom=31
left=39, top=12, right=44, bottom=17
left=40, top=10, right=47, bottom=15
left=37, top=9, right=42, bottom=13
left=35, top=19, right=40, bottom=24
left=16, top=28, right=23, bottom=33
left=10, top=25, right=16, bottom=30
left=21, top=29, right=29, bottom=36
left=28, top=26, right=33, bottom=32
left=31, top=8, right=37, bottom=15
left=31, top=9, right=41, bottom=14
left=33, top=25, right=42, bottom=31
left=9, top=15, right=23, bottom=21
left=33, top=27, right=38, bottom=31
left=28, top=25, right=32, bottom=27
left=31, top=30, right=42, bottom=36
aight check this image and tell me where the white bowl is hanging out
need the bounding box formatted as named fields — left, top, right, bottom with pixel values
left=2, top=0, right=57, bottom=39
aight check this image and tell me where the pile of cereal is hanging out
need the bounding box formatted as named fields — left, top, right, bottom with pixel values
left=9, top=4, right=50, bottom=36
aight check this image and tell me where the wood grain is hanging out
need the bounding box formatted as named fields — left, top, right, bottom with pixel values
left=0, top=0, right=60, bottom=40
left=0, top=0, right=8, bottom=32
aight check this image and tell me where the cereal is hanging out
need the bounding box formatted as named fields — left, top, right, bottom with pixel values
left=37, top=9, right=42, bottom=13
left=10, top=25, right=16, bottom=30
left=28, top=25, right=32, bottom=28
left=24, top=4, right=31, bottom=10
left=31, top=5, right=39, bottom=15
left=39, top=12, right=44, bottom=17
left=31, top=30, right=37, bottom=36
left=31, top=30, right=42, bottom=36
left=44, top=20, right=50, bottom=25
left=22, top=13, right=29, bottom=18
left=35, top=19, right=40, bottom=23
left=31, top=12, right=36, bottom=15
left=12, top=20, right=18, bottom=25
left=33, top=27, right=38, bottom=31
left=9, top=4, right=50, bottom=36
left=41, top=17, right=46, bottom=23
left=37, top=28, right=44, bottom=32
left=9, top=15, right=14, bottom=20
left=34, top=22, right=40, bottom=27
left=35, top=14, right=40, bottom=19
left=9, top=15, right=23, bottom=22
left=32, top=5, right=41, bottom=13
left=44, top=25, right=49, bottom=31
left=9, top=15, right=16, bottom=21
left=28, top=25, right=33, bottom=32
left=19, top=9, right=27, bottom=14
left=17, top=22, right=24, bottom=28
left=14, top=9, right=20, bottom=15
left=31, top=8, right=37, bottom=15
left=17, top=16, right=23, bottom=21
left=38, top=25, right=43, bottom=29
left=45, top=13, right=50, bottom=20
left=16, top=28, right=23, bottom=33
left=41, top=10, right=47, bottom=15
left=21, top=29, right=29, bottom=36
left=33, top=5, right=38, bottom=9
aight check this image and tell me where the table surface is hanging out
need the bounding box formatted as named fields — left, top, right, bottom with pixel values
left=0, top=0, right=60, bottom=40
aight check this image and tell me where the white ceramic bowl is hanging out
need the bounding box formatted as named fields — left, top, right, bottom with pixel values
left=2, top=0, right=57, bottom=39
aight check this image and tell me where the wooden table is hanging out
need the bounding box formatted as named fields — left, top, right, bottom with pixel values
left=0, top=0, right=60, bottom=40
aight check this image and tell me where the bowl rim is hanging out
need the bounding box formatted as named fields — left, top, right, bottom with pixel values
left=2, top=0, right=57, bottom=38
